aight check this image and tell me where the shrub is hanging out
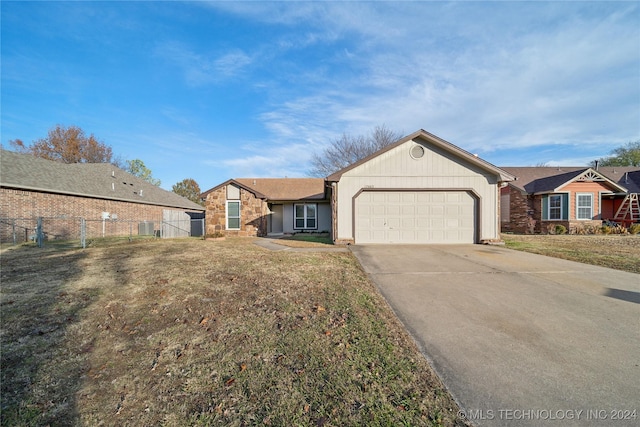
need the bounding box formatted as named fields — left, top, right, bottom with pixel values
left=555, top=225, right=567, bottom=235
left=601, top=225, right=612, bottom=235
left=629, top=224, right=640, bottom=235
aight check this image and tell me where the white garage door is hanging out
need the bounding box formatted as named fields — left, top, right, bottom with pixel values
left=355, top=191, right=476, bottom=244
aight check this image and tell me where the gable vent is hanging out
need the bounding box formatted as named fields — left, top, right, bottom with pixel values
left=410, top=144, right=425, bottom=159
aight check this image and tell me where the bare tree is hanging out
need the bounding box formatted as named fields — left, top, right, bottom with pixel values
left=309, top=125, right=403, bottom=177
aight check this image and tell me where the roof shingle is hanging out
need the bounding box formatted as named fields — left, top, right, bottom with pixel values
left=0, top=149, right=204, bottom=211
left=501, top=166, right=640, bottom=194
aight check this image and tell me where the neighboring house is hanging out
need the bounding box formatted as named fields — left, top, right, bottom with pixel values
left=327, top=129, right=515, bottom=244
left=201, top=178, right=330, bottom=237
left=500, top=166, right=640, bottom=234
left=0, top=149, right=205, bottom=241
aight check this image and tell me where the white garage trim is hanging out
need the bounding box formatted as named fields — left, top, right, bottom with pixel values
left=352, top=188, right=480, bottom=244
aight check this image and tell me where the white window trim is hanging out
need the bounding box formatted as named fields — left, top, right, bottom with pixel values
left=226, top=200, right=241, bottom=230
left=294, top=203, right=317, bottom=230
left=548, top=194, right=563, bottom=220
left=576, top=193, right=593, bottom=220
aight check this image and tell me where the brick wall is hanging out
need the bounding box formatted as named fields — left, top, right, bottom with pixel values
left=205, top=186, right=267, bottom=237
left=0, top=187, right=195, bottom=242
left=501, top=187, right=536, bottom=234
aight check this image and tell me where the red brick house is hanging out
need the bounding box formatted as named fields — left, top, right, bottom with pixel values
left=500, top=166, right=640, bottom=234
left=1, top=149, right=204, bottom=242
left=201, top=178, right=330, bottom=237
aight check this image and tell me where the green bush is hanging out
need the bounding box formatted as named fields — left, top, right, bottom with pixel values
left=555, top=225, right=567, bottom=235
left=629, top=224, right=640, bottom=235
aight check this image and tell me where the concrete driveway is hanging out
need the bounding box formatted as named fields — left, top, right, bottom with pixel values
left=350, top=244, right=640, bottom=427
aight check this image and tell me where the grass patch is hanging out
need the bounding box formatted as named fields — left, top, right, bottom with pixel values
left=277, top=233, right=334, bottom=247
left=502, top=234, right=640, bottom=274
left=1, top=238, right=466, bottom=426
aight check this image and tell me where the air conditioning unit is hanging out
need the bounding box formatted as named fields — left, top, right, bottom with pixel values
left=138, top=222, right=154, bottom=236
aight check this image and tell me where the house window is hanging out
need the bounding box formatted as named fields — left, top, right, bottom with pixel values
left=549, top=195, right=562, bottom=220
left=576, top=193, right=593, bottom=220
left=294, top=204, right=317, bottom=229
left=226, top=201, right=240, bottom=230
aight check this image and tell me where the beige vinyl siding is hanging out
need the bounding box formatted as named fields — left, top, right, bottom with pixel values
left=335, top=140, right=500, bottom=243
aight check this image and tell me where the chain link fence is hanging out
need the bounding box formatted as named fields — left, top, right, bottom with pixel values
left=0, top=216, right=205, bottom=249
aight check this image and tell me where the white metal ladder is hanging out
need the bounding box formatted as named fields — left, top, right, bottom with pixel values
left=614, top=193, right=640, bottom=222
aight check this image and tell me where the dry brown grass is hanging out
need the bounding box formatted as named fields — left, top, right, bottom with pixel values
left=1, top=238, right=467, bottom=426
left=502, top=234, right=640, bottom=274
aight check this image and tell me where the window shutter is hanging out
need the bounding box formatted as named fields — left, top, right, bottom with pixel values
left=542, top=195, right=548, bottom=220
left=562, top=194, right=569, bottom=220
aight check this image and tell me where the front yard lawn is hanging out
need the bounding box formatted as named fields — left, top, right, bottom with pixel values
left=1, top=238, right=467, bottom=426
left=502, top=234, right=640, bottom=274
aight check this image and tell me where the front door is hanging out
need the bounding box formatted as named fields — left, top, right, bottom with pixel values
left=269, top=204, right=284, bottom=234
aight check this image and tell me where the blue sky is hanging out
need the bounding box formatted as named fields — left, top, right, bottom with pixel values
left=2, top=1, right=639, bottom=191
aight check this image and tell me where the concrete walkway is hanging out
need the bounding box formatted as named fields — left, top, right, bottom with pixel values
left=350, top=244, right=640, bottom=427
left=253, top=238, right=349, bottom=253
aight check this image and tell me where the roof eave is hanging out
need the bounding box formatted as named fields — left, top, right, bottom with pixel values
left=553, top=168, right=629, bottom=194
left=201, top=179, right=268, bottom=200
left=327, top=129, right=515, bottom=182
left=2, top=183, right=205, bottom=211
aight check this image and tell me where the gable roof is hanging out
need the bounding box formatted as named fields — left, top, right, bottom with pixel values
left=326, top=129, right=516, bottom=182
left=501, top=166, right=639, bottom=194
left=0, top=149, right=204, bottom=211
left=201, top=178, right=326, bottom=202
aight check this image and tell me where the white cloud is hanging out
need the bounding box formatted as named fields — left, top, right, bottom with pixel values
left=218, top=142, right=313, bottom=178
left=245, top=1, right=639, bottom=162
left=155, top=42, right=252, bottom=86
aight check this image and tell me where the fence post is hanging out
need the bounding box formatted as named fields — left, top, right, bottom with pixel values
left=81, top=218, right=86, bottom=249
left=36, top=217, right=44, bottom=248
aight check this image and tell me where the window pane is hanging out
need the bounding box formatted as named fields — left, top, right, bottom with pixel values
left=228, top=202, right=240, bottom=216
left=307, top=219, right=316, bottom=228
left=295, top=205, right=304, bottom=218
left=295, top=219, right=304, bottom=228
left=549, top=195, right=562, bottom=220
left=228, top=218, right=240, bottom=229
left=306, top=204, right=316, bottom=218
left=577, top=195, right=592, bottom=219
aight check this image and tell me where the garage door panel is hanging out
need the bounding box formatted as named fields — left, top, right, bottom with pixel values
left=416, top=217, right=430, bottom=227
left=401, top=193, right=416, bottom=203
left=355, top=191, right=475, bottom=244
left=387, top=205, right=400, bottom=215
left=387, top=193, right=401, bottom=202
left=387, top=218, right=401, bottom=228
left=401, top=205, right=415, bottom=215
left=371, top=218, right=385, bottom=228
left=371, top=205, right=385, bottom=215
left=431, top=205, right=445, bottom=215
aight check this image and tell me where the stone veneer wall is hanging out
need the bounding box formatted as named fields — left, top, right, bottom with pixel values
left=205, top=186, right=267, bottom=237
